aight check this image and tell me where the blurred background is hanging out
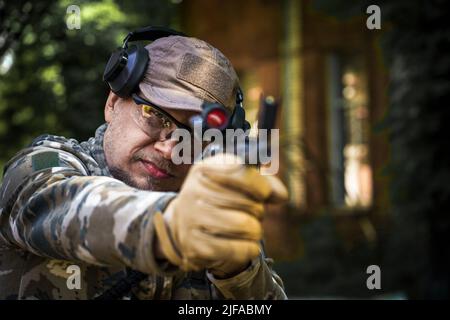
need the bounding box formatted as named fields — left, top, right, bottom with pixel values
left=1, top=0, right=449, bottom=299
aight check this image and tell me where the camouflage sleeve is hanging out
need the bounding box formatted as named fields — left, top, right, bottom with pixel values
left=0, top=146, right=177, bottom=276
left=207, top=251, right=288, bottom=300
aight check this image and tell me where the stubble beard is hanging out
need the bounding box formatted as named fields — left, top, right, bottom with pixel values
left=104, top=123, right=182, bottom=192
left=108, top=165, right=165, bottom=191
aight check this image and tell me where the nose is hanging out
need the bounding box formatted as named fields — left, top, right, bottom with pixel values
left=154, top=138, right=178, bottom=160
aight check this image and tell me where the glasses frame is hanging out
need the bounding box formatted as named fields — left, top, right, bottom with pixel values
left=131, top=93, right=192, bottom=133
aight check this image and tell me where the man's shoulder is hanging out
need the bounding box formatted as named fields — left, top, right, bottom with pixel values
left=0, top=133, right=101, bottom=209
left=30, top=133, right=87, bottom=155
left=3, top=133, right=95, bottom=176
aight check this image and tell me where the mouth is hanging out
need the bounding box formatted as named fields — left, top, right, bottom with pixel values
left=139, top=160, right=173, bottom=179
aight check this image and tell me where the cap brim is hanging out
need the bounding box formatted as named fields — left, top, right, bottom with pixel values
left=139, top=83, right=204, bottom=112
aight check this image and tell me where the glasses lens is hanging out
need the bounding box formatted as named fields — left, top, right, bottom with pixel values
left=142, top=105, right=174, bottom=129
left=132, top=103, right=177, bottom=137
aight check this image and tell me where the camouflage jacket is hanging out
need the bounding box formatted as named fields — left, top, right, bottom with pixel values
left=0, top=124, right=287, bottom=300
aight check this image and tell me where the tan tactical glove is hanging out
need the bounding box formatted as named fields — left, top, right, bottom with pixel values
left=153, top=153, right=288, bottom=278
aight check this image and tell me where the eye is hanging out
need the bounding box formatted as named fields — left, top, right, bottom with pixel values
left=162, top=120, right=172, bottom=128
left=155, top=111, right=172, bottom=128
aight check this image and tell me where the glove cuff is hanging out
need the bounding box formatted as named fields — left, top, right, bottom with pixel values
left=153, top=211, right=183, bottom=267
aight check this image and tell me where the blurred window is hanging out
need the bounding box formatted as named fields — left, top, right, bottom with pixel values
left=326, top=54, right=373, bottom=208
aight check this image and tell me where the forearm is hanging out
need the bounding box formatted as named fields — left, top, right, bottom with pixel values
left=1, top=169, right=177, bottom=275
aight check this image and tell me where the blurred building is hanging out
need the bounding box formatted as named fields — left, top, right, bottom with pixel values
left=178, top=0, right=389, bottom=265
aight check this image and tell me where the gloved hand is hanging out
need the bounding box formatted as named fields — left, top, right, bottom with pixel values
left=153, top=153, right=288, bottom=278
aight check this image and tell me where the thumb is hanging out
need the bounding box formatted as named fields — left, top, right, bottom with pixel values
left=263, top=175, right=288, bottom=204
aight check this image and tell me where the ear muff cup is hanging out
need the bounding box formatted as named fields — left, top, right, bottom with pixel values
left=104, top=44, right=149, bottom=98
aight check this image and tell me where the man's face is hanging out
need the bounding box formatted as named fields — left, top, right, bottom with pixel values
left=103, top=92, right=198, bottom=192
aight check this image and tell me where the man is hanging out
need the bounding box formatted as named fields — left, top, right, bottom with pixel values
left=0, top=33, right=288, bottom=299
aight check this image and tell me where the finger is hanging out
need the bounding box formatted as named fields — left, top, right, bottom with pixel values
left=198, top=160, right=287, bottom=204
left=188, top=229, right=260, bottom=263
left=195, top=182, right=265, bottom=219
left=264, top=175, right=289, bottom=204
left=195, top=209, right=263, bottom=241
left=196, top=154, right=274, bottom=201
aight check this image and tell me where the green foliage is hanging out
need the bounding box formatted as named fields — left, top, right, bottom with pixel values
left=0, top=0, right=179, bottom=175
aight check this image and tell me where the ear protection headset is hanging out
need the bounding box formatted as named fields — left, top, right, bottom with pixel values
left=103, top=26, right=250, bottom=131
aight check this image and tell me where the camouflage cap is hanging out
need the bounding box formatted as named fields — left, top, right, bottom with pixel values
left=138, top=36, right=239, bottom=113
